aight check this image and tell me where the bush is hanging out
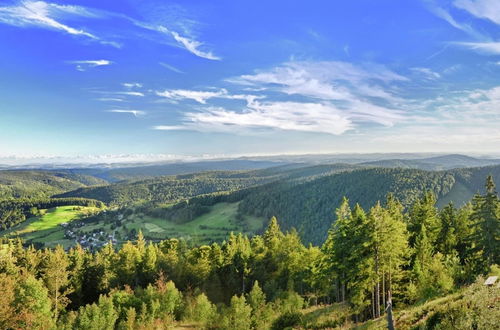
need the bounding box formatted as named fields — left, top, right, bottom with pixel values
left=184, top=293, right=216, bottom=327
left=270, top=311, right=303, bottom=330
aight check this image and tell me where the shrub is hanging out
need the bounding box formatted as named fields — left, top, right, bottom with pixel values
left=270, top=311, right=303, bottom=330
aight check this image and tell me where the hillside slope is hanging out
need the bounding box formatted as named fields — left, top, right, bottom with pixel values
left=0, top=170, right=107, bottom=199
left=55, top=164, right=359, bottom=206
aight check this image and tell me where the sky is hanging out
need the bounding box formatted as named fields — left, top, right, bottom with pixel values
left=1, top=0, right=500, bottom=162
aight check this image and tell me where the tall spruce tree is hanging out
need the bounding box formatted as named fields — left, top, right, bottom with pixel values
left=469, top=175, right=500, bottom=270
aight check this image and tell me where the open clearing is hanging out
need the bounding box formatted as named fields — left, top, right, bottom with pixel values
left=3, top=205, right=99, bottom=248
left=1, top=202, right=265, bottom=248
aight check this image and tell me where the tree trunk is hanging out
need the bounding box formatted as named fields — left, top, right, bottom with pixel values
left=341, top=275, right=345, bottom=302
left=371, top=287, right=375, bottom=319
left=375, top=253, right=380, bottom=318
left=382, top=272, right=386, bottom=314
left=386, top=292, right=395, bottom=330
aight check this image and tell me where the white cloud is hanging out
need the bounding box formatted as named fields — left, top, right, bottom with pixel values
left=229, top=61, right=406, bottom=102
left=138, top=23, right=220, bottom=60
left=115, top=91, right=145, bottom=97
left=454, top=0, right=500, bottom=24
left=152, top=125, right=185, bottom=130
left=154, top=97, right=407, bottom=135
left=159, top=62, right=184, bottom=74
left=427, top=1, right=482, bottom=38
left=179, top=102, right=354, bottom=135
left=410, top=67, right=441, bottom=80
left=107, top=109, right=145, bottom=117
left=122, top=82, right=143, bottom=89
left=0, top=0, right=117, bottom=45
left=153, top=61, right=408, bottom=135
left=453, top=41, right=500, bottom=54
left=68, top=59, right=112, bottom=71
left=170, top=30, right=220, bottom=60
left=157, top=89, right=226, bottom=104
left=156, top=88, right=259, bottom=104
left=96, top=98, right=124, bottom=102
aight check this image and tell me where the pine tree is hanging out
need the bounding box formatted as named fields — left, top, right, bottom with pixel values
left=42, top=245, right=71, bottom=320
left=469, top=175, right=500, bottom=270
left=409, top=192, right=441, bottom=244
left=322, top=197, right=352, bottom=302
left=436, top=203, right=458, bottom=256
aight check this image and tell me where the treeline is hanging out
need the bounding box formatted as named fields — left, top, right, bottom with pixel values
left=237, top=167, right=458, bottom=244
left=317, top=175, right=499, bottom=321
left=0, top=170, right=107, bottom=200
left=55, top=172, right=280, bottom=206
left=0, top=177, right=498, bottom=329
left=0, top=198, right=105, bottom=230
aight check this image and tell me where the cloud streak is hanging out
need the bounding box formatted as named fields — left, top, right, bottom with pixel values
left=159, top=62, right=184, bottom=74
left=453, top=41, right=500, bottom=54
left=68, top=59, right=112, bottom=71
left=229, top=61, right=406, bottom=102
left=0, top=1, right=119, bottom=46
left=454, top=0, right=500, bottom=25
left=156, top=88, right=259, bottom=104
left=107, top=109, right=145, bottom=117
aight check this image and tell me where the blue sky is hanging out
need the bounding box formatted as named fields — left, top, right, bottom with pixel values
left=1, top=0, right=500, bottom=162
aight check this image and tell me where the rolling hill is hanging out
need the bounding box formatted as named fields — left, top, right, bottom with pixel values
left=0, top=170, right=107, bottom=199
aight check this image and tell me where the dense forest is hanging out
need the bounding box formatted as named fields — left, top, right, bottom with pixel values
left=54, top=164, right=358, bottom=206
left=144, top=166, right=500, bottom=245
left=0, top=176, right=498, bottom=329
left=0, top=170, right=107, bottom=199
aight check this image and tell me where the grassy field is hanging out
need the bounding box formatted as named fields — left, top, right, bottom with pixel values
left=1, top=202, right=266, bottom=248
left=123, top=202, right=265, bottom=244
left=3, top=205, right=100, bottom=248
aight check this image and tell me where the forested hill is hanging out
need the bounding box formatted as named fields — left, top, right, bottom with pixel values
left=0, top=170, right=107, bottom=199
left=54, top=164, right=359, bottom=206
left=232, top=165, right=500, bottom=244
left=360, top=154, right=500, bottom=170
left=69, top=159, right=287, bottom=182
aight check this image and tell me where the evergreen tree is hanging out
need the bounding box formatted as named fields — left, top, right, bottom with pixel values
left=408, top=192, right=440, bottom=247
left=436, top=203, right=458, bottom=256
left=41, top=245, right=71, bottom=320
left=469, top=175, right=500, bottom=269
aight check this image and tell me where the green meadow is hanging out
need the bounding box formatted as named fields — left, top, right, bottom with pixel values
left=4, top=205, right=99, bottom=248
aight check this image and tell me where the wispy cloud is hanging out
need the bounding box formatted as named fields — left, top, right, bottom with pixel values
left=428, top=4, right=482, bottom=38
left=426, top=1, right=500, bottom=55
left=154, top=97, right=406, bottom=136
left=116, top=91, right=145, bottom=97
left=453, top=41, right=500, bottom=54
left=410, top=67, right=441, bottom=80
left=454, top=0, right=500, bottom=25
left=67, top=59, right=112, bottom=71
left=146, top=25, right=220, bottom=60
left=159, top=62, right=184, bottom=74
left=169, top=30, right=220, bottom=60
left=96, top=97, right=124, bottom=102
left=0, top=1, right=119, bottom=46
left=107, top=109, right=145, bottom=117
left=156, top=88, right=259, bottom=104
left=155, top=101, right=353, bottom=135
left=122, top=82, right=143, bottom=89
left=229, top=61, right=406, bottom=102
left=153, top=61, right=408, bottom=135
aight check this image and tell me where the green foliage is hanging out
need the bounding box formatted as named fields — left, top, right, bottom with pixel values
left=0, top=198, right=104, bottom=231
left=72, top=295, right=118, bottom=330
left=0, top=174, right=498, bottom=328
left=0, top=170, right=107, bottom=200
left=220, top=295, right=253, bottom=330
left=183, top=293, right=216, bottom=326
left=270, top=311, right=303, bottom=330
